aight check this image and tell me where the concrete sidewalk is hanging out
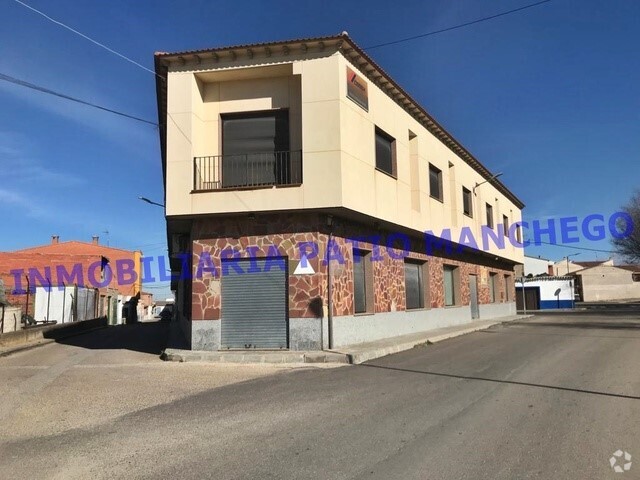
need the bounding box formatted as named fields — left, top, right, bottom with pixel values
left=162, top=314, right=531, bottom=365
left=332, top=314, right=529, bottom=364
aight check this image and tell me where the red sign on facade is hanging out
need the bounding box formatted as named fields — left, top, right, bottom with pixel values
left=346, top=66, right=368, bottom=111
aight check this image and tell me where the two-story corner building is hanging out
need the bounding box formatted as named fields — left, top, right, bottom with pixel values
left=154, top=32, right=525, bottom=352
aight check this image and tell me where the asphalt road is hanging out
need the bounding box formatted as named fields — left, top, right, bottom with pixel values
left=1, top=314, right=639, bottom=479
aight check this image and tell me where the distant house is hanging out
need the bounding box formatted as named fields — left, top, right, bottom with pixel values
left=573, top=264, right=640, bottom=302
left=516, top=276, right=574, bottom=310
left=0, top=278, right=6, bottom=306
left=139, top=292, right=155, bottom=320
left=515, top=255, right=554, bottom=278
left=553, top=258, right=613, bottom=276
left=0, top=236, right=144, bottom=322
left=0, top=278, right=23, bottom=333
left=154, top=33, right=525, bottom=351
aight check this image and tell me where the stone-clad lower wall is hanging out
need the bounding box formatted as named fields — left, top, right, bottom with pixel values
left=188, top=213, right=517, bottom=350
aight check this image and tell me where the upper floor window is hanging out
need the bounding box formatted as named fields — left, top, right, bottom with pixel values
left=503, top=215, right=509, bottom=236
left=375, top=127, right=396, bottom=177
left=462, top=187, right=472, bottom=217
left=215, top=109, right=298, bottom=189
left=429, top=164, right=443, bottom=202
left=486, top=203, right=494, bottom=229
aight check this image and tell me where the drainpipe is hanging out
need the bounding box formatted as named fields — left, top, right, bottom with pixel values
left=25, top=275, right=30, bottom=320
left=326, top=215, right=334, bottom=350
left=46, top=278, right=51, bottom=322
left=61, top=282, right=66, bottom=324
left=520, top=277, right=527, bottom=315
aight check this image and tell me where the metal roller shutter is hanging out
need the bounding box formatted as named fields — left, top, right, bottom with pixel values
left=221, top=258, right=288, bottom=349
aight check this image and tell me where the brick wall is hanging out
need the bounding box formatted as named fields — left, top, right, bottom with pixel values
left=0, top=242, right=141, bottom=313
left=189, top=213, right=516, bottom=321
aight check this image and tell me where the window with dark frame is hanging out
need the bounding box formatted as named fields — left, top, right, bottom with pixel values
left=353, top=250, right=367, bottom=314
left=486, top=203, right=494, bottom=229
left=353, top=249, right=373, bottom=314
left=489, top=273, right=498, bottom=303
left=632, top=273, right=640, bottom=282
left=504, top=274, right=512, bottom=301
left=375, top=127, right=395, bottom=177
left=503, top=215, right=509, bottom=236
left=220, top=109, right=291, bottom=188
left=463, top=187, right=472, bottom=217
left=444, top=265, right=456, bottom=306
left=404, top=260, right=424, bottom=310
left=429, top=164, right=443, bottom=201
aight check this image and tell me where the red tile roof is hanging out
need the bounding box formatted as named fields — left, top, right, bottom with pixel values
left=616, top=265, right=640, bottom=272
left=13, top=240, right=139, bottom=256
left=574, top=260, right=606, bottom=268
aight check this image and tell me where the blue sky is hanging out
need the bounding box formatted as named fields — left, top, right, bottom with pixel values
left=1, top=0, right=638, bottom=296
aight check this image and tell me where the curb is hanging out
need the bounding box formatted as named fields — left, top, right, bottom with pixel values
left=338, top=314, right=534, bottom=364
left=160, top=348, right=350, bottom=365
left=0, top=339, right=56, bottom=358
left=0, top=325, right=108, bottom=358
left=160, top=315, right=533, bottom=365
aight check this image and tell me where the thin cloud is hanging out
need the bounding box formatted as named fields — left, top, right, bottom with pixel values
left=0, top=131, right=85, bottom=187
left=0, top=187, right=48, bottom=218
left=0, top=78, right=157, bottom=160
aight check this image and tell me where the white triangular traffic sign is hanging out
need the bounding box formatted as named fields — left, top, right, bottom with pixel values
left=294, top=254, right=315, bottom=274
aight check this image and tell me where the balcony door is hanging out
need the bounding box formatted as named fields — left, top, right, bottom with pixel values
left=221, top=109, right=289, bottom=188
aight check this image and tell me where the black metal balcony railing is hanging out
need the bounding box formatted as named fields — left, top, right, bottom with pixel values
left=194, top=150, right=302, bottom=191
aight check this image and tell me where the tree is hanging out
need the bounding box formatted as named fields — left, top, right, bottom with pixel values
left=612, top=190, right=640, bottom=263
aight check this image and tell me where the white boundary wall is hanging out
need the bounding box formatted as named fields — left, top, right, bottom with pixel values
left=34, top=286, right=97, bottom=323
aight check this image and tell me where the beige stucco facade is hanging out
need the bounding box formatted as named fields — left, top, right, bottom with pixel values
left=576, top=265, right=640, bottom=301
left=155, top=34, right=525, bottom=351
left=160, top=38, right=524, bottom=264
left=553, top=258, right=613, bottom=276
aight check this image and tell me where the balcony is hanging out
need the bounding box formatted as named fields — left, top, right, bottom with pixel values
left=193, top=150, right=302, bottom=191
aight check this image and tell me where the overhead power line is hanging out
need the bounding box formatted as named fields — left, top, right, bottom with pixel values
left=0, top=72, right=157, bottom=126
left=525, top=240, right=614, bottom=254
left=11, top=0, right=160, bottom=78
left=364, top=0, right=552, bottom=50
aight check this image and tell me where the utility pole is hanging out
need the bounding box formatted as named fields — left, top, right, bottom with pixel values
left=564, top=253, right=580, bottom=309
left=564, top=252, right=580, bottom=276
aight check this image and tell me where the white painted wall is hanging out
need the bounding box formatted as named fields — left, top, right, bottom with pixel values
left=517, top=277, right=574, bottom=308
left=523, top=256, right=552, bottom=276
left=34, top=286, right=96, bottom=323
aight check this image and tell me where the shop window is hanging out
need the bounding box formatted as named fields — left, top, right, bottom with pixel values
left=353, top=249, right=374, bottom=313
left=444, top=265, right=458, bottom=306
left=489, top=273, right=498, bottom=303
left=404, top=260, right=426, bottom=310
